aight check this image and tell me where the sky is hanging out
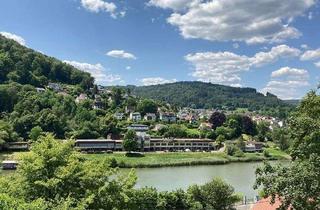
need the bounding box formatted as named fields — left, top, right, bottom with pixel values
left=0, top=0, right=320, bottom=99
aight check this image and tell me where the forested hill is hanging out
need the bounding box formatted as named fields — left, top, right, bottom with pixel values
left=0, top=35, right=93, bottom=89
left=130, top=81, right=291, bottom=110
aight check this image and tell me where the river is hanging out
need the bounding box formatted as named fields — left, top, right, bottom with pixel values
left=129, top=161, right=286, bottom=198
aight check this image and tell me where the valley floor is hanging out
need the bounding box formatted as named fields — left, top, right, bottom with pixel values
left=0, top=148, right=290, bottom=169
left=85, top=148, right=290, bottom=168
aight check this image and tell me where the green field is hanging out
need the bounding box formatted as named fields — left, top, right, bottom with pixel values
left=0, top=148, right=290, bottom=169
left=85, top=150, right=290, bottom=168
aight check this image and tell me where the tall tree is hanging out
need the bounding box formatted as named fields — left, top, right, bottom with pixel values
left=209, top=112, right=226, bottom=129
left=255, top=91, right=320, bottom=209
left=123, top=130, right=138, bottom=152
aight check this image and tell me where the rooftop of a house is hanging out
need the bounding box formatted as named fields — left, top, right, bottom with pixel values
left=252, top=197, right=286, bottom=210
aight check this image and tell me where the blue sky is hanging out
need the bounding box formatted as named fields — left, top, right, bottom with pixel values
left=0, top=0, right=320, bottom=99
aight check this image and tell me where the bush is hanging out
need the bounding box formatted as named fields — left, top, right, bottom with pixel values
left=125, top=152, right=145, bottom=157
left=234, top=149, right=245, bottom=157
left=263, top=149, right=271, bottom=157
left=225, top=144, right=238, bottom=156
left=225, top=144, right=242, bottom=156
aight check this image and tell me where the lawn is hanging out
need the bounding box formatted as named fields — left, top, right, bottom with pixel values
left=85, top=151, right=289, bottom=168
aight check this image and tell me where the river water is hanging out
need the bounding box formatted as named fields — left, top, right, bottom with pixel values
left=130, top=161, right=285, bottom=198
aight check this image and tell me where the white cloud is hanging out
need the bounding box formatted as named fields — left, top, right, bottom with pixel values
left=185, top=51, right=250, bottom=87
left=63, top=60, right=121, bottom=84
left=186, top=44, right=300, bottom=86
left=271, top=66, right=309, bottom=79
left=126, top=66, right=131, bottom=70
left=315, top=61, right=320, bottom=68
left=148, top=0, right=200, bottom=11
left=262, top=67, right=310, bottom=99
left=81, top=0, right=119, bottom=18
left=300, top=48, right=320, bottom=61
left=150, top=0, right=315, bottom=44
left=251, top=45, right=301, bottom=67
left=301, top=44, right=309, bottom=49
left=140, top=77, right=177, bottom=86
left=106, top=50, right=137, bottom=60
left=0, top=32, right=26, bottom=46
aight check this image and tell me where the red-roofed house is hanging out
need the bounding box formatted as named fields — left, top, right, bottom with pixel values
left=252, top=197, right=287, bottom=210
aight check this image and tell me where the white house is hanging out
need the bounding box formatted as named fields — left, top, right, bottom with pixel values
left=159, top=112, right=176, bottom=123
left=47, top=83, right=62, bottom=92
left=144, top=113, right=156, bottom=121
left=129, top=112, right=141, bottom=121
left=114, top=112, right=125, bottom=120
left=75, top=94, right=88, bottom=103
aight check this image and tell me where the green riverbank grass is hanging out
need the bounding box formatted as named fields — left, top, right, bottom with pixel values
left=85, top=151, right=290, bottom=168
left=0, top=148, right=290, bottom=170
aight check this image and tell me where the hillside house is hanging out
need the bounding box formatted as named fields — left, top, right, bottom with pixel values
left=75, top=93, right=88, bottom=103
left=144, top=113, right=156, bottom=121
left=47, top=83, right=62, bottom=92
left=129, top=112, right=141, bottom=121
left=244, top=142, right=263, bottom=152
left=93, top=95, right=104, bottom=109
left=159, top=112, right=176, bottom=123
left=127, top=124, right=149, bottom=132
left=114, top=112, right=125, bottom=120
left=36, top=87, right=45, bottom=93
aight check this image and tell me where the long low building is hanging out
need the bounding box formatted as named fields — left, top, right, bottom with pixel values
left=75, top=139, right=123, bottom=151
left=75, top=138, right=216, bottom=152
left=145, top=138, right=216, bottom=152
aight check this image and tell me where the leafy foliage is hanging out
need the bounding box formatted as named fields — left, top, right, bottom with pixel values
left=0, top=35, right=93, bottom=88
left=0, top=134, right=241, bottom=209
left=255, top=91, right=320, bottom=209
left=130, top=81, right=294, bottom=117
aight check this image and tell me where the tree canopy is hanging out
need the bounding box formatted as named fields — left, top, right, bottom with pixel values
left=255, top=91, right=320, bottom=209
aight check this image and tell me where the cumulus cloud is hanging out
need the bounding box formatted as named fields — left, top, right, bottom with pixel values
left=0, top=32, right=26, bottom=46
left=262, top=67, right=310, bottom=99
left=185, top=51, right=250, bottom=87
left=148, top=0, right=200, bottom=11
left=64, top=60, right=121, bottom=84
left=106, top=50, right=137, bottom=60
left=300, top=48, right=320, bottom=61
left=186, top=44, right=300, bottom=86
left=140, top=77, right=177, bottom=86
left=81, top=0, right=122, bottom=18
left=315, top=61, right=320, bottom=68
left=149, top=0, right=315, bottom=44
left=251, top=45, right=301, bottom=67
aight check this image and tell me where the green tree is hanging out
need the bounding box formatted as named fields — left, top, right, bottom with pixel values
left=137, top=99, right=158, bottom=115
left=256, top=121, right=270, bottom=141
left=188, top=178, right=240, bottom=210
left=29, top=126, right=43, bottom=141
left=216, top=135, right=225, bottom=147
left=255, top=91, right=320, bottom=209
left=123, top=130, right=138, bottom=151
left=209, top=112, right=226, bottom=129
left=271, top=127, right=289, bottom=151
left=0, top=134, right=137, bottom=209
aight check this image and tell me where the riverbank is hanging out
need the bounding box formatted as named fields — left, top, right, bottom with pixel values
left=86, top=148, right=290, bottom=168
left=0, top=148, right=290, bottom=169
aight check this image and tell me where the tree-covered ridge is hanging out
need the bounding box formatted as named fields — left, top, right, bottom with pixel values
left=0, top=35, right=93, bottom=89
left=130, top=81, right=292, bottom=112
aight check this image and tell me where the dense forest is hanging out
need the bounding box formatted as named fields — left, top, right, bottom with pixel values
left=129, top=81, right=294, bottom=116
left=0, top=35, right=93, bottom=89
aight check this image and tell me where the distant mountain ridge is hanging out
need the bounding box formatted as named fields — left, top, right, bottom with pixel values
left=128, top=81, right=292, bottom=110
left=0, top=35, right=93, bottom=89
